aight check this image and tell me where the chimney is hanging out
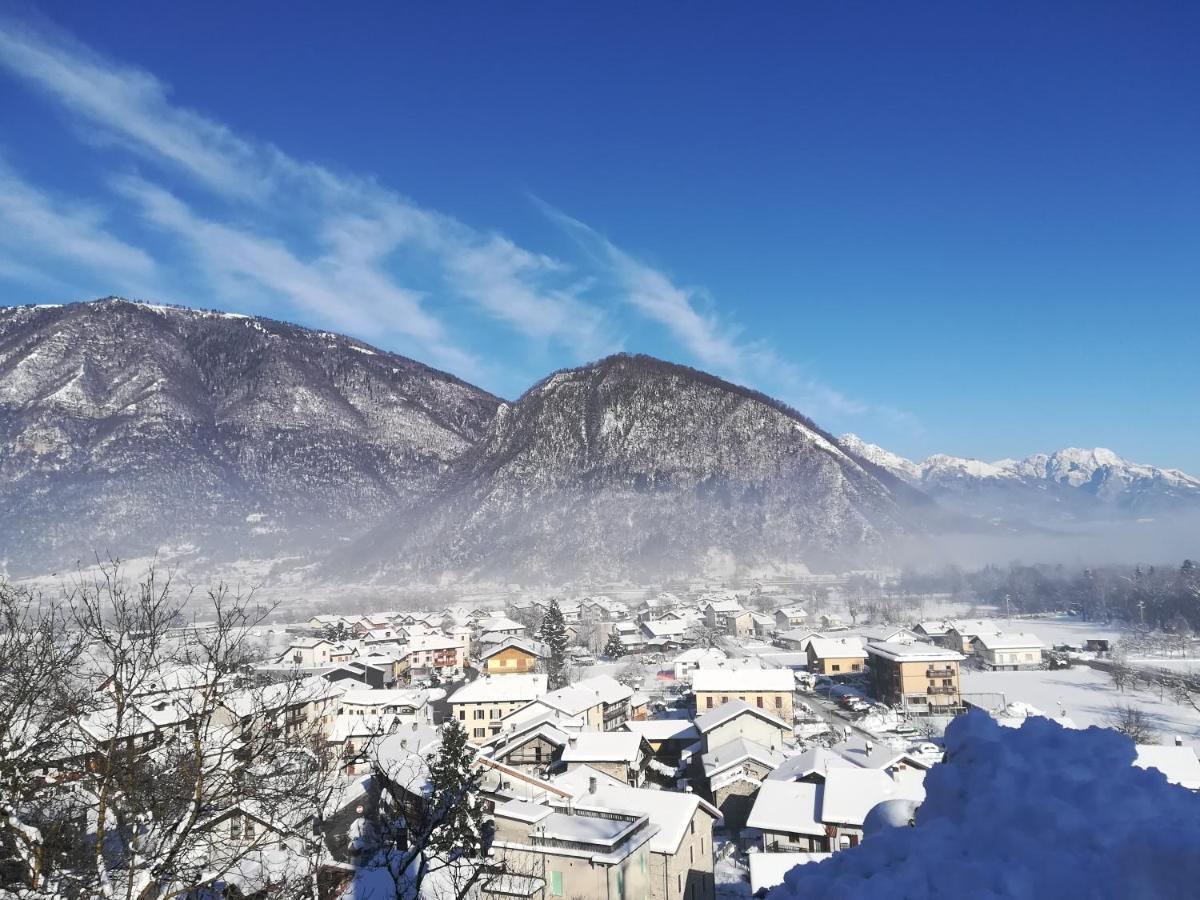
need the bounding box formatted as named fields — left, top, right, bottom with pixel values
left=412, top=721, right=419, bottom=732
left=588, top=776, right=597, bottom=794
left=865, top=741, right=874, bottom=754
left=1176, top=735, right=1185, bottom=747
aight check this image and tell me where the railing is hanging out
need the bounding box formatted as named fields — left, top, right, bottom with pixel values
left=925, top=667, right=956, bottom=678
left=927, top=685, right=958, bottom=695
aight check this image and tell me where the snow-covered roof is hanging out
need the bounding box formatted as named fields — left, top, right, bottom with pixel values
left=404, top=633, right=462, bottom=653
left=819, top=768, right=926, bottom=827
left=622, top=719, right=699, bottom=742
left=554, top=768, right=720, bottom=854
left=865, top=640, right=964, bottom=663
left=449, top=673, right=547, bottom=705
left=495, top=799, right=554, bottom=824
left=478, top=636, right=548, bottom=660
left=338, top=688, right=429, bottom=708
left=701, top=737, right=784, bottom=778
left=705, top=599, right=745, bottom=613
left=1135, top=744, right=1200, bottom=790
left=807, top=636, right=867, bottom=660
left=694, top=698, right=790, bottom=734
left=692, top=668, right=794, bottom=693
left=674, top=647, right=727, bottom=664
left=561, top=732, right=644, bottom=764
left=641, top=619, right=691, bottom=638
left=830, top=737, right=933, bottom=771
left=747, top=780, right=824, bottom=835
left=478, top=616, right=525, bottom=632
left=972, top=632, right=1046, bottom=651
left=767, top=747, right=856, bottom=782
left=948, top=619, right=1003, bottom=637
left=540, top=675, right=632, bottom=716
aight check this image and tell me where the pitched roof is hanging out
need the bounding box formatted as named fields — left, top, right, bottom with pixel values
left=694, top=698, right=790, bottom=734
left=747, top=780, right=824, bottom=835
left=701, top=737, right=784, bottom=778
left=807, top=636, right=867, bottom=660
left=479, top=636, right=549, bottom=660
left=561, top=732, right=645, bottom=764
left=767, top=747, right=857, bottom=782
left=972, top=632, right=1046, bottom=651
left=819, top=767, right=926, bottom=827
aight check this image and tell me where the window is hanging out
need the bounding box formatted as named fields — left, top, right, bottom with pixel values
left=473, top=728, right=486, bottom=738
left=474, top=709, right=485, bottom=720
left=690, top=819, right=695, bottom=835
left=756, top=697, right=764, bottom=708
left=550, top=872, right=563, bottom=897
left=690, top=846, right=694, bottom=864
left=774, top=696, right=782, bottom=708
left=852, top=664, right=861, bottom=672
left=831, top=664, right=841, bottom=672
left=705, top=697, right=714, bottom=709
left=721, top=696, right=728, bottom=704
left=490, top=708, right=500, bottom=719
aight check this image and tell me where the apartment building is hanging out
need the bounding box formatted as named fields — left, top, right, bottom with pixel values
left=865, top=640, right=965, bottom=715
left=449, top=673, right=548, bottom=743
left=487, top=796, right=657, bottom=900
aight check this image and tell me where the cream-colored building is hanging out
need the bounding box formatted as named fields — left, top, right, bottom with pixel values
left=692, top=669, right=795, bottom=724
left=448, top=673, right=547, bottom=743
left=972, top=633, right=1045, bottom=670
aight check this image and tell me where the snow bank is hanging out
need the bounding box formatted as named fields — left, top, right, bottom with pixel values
left=768, top=710, right=1200, bottom=899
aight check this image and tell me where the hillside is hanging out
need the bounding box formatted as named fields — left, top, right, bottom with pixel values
left=0, top=298, right=500, bottom=573
left=338, top=354, right=928, bottom=582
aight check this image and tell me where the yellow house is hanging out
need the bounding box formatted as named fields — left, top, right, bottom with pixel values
left=806, top=637, right=867, bottom=675
left=480, top=636, right=547, bottom=675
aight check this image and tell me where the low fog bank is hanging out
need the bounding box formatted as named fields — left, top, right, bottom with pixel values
left=893, top=511, right=1200, bottom=571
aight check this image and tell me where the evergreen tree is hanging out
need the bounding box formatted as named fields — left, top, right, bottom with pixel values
left=539, top=598, right=570, bottom=690
left=604, top=630, right=625, bottom=659
left=423, top=718, right=486, bottom=858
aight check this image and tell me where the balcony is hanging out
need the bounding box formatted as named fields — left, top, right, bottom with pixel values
left=927, top=685, right=958, bottom=695
left=926, top=667, right=957, bottom=678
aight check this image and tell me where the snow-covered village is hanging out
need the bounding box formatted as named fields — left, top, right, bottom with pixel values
left=5, top=566, right=1200, bottom=898
left=3, top=3, right=1199, bottom=898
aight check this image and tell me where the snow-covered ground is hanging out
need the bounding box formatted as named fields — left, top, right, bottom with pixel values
left=961, top=666, right=1200, bottom=738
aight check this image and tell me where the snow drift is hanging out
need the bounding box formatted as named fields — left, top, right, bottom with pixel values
left=768, top=710, right=1200, bottom=900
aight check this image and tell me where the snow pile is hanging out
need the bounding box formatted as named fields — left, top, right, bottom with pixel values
left=768, top=710, right=1200, bottom=899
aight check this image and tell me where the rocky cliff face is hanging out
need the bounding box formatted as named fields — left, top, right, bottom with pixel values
left=0, top=298, right=500, bottom=573
left=339, top=354, right=927, bottom=582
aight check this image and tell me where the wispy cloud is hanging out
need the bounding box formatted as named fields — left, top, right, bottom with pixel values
left=539, top=200, right=878, bottom=420
left=0, top=158, right=155, bottom=281
left=0, top=15, right=614, bottom=365
left=0, top=12, right=900, bottom=427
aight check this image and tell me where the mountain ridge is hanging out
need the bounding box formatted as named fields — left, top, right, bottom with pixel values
left=838, top=433, right=1200, bottom=523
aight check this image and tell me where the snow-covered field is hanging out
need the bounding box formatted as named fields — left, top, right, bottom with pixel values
left=961, top=666, right=1200, bottom=738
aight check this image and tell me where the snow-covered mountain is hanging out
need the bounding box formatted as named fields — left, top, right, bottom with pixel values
left=839, top=433, right=1200, bottom=523
left=337, top=354, right=930, bottom=582
left=0, top=298, right=500, bottom=572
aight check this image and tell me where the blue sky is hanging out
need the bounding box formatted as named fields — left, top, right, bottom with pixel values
left=0, top=2, right=1197, bottom=470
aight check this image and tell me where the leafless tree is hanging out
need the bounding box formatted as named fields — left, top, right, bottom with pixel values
left=1106, top=703, right=1158, bottom=744
left=1, top=561, right=343, bottom=900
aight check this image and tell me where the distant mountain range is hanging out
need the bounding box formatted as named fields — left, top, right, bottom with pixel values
left=1, top=298, right=1196, bottom=581
left=839, top=433, right=1200, bottom=525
